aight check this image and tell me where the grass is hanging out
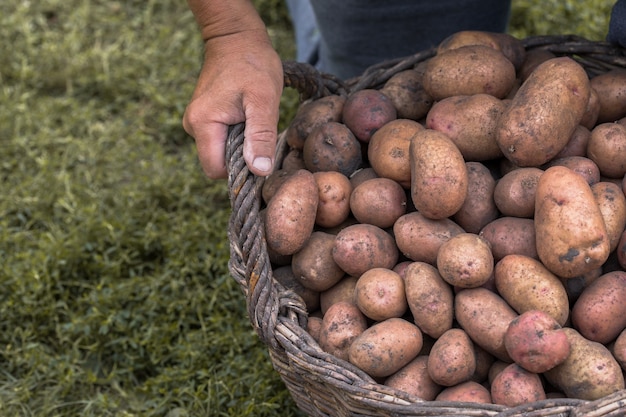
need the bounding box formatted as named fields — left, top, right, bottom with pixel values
left=0, top=0, right=616, bottom=416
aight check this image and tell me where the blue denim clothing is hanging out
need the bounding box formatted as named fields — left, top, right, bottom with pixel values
left=286, top=0, right=512, bottom=79
left=608, top=0, right=626, bottom=47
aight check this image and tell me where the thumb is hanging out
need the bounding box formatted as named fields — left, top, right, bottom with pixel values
left=242, top=99, right=280, bottom=177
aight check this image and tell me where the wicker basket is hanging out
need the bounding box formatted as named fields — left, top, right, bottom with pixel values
left=225, top=35, right=626, bottom=417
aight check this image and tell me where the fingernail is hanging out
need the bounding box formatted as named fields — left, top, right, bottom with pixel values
left=252, top=157, right=272, bottom=173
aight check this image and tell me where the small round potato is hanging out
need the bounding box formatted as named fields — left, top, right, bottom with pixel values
left=591, top=181, right=626, bottom=252
left=319, top=275, right=358, bottom=315
left=493, top=167, right=543, bottom=218
left=354, top=268, right=407, bottom=321
left=303, top=122, right=363, bottom=177
left=313, top=171, right=353, bottom=229
left=342, top=89, right=397, bottom=142
left=349, top=178, right=407, bottom=229
left=319, top=301, right=368, bottom=361
left=437, top=233, right=494, bottom=289
left=285, top=95, right=346, bottom=150
left=587, top=122, right=626, bottom=179
left=589, top=68, right=626, bottom=123
left=384, top=355, right=442, bottom=400
left=490, top=363, right=546, bottom=407
left=435, top=381, right=492, bottom=404
left=381, top=70, right=433, bottom=121
left=292, top=231, right=346, bottom=292
left=479, top=217, right=538, bottom=261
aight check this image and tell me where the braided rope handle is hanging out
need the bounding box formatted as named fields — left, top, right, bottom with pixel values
left=225, top=61, right=347, bottom=348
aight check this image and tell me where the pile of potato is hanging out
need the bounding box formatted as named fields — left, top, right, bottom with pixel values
left=261, top=31, right=626, bottom=407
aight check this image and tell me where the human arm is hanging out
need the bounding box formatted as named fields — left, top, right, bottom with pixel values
left=183, top=0, right=284, bottom=179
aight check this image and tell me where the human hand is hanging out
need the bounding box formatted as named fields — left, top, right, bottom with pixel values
left=183, top=29, right=283, bottom=179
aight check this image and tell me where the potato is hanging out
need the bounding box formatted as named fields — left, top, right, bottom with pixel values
left=354, top=268, right=407, bottom=321
left=542, top=156, right=600, bottom=186
left=273, top=265, right=320, bottom=313
left=349, top=167, right=378, bottom=190
left=497, top=57, right=591, bottom=167
left=544, top=327, right=625, bottom=400
left=435, top=381, right=492, bottom=404
left=367, top=119, right=423, bottom=188
left=493, top=167, right=543, bottom=218
left=281, top=148, right=306, bottom=172
left=436, top=233, right=494, bottom=289
left=589, top=68, right=626, bottom=123
left=292, top=231, right=346, bottom=292
left=427, top=328, right=476, bottom=386
left=303, top=122, right=363, bottom=177
left=313, top=171, right=352, bottom=229
left=591, top=181, right=626, bottom=252
left=612, top=329, right=626, bottom=370
left=519, top=48, right=556, bottom=82
left=553, top=125, right=592, bottom=159
left=332, top=223, right=399, bottom=277
left=410, top=129, right=468, bottom=219
left=571, top=270, right=626, bottom=344
left=559, top=267, right=602, bottom=305
left=425, top=94, right=506, bottom=161
left=381, top=70, right=433, bottom=121
left=479, top=217, right=538, bottom=261
left=452, top=162, right=499, bottom=234
left=587, top=122, right=626, bottom=179
left=487, top=360, right=510, bottom=386
left=349, top=178, right=407, bottom=229
left=306, top=316, right=323, bottom=343
left=490, top=363, right=546, bottom=407
left=320, top=275, right=358, bottom=315
left=618, top=229, right=626, bottom=270
left=319, top=301, right=368, bottom=361
left=349, top=318, right=423, bottom=378
left=394, top=212, right=465, bottom=264
left=534, top=165, right=610, bottom=278
left=404, top=261, right=454, bottom=339
left=455, top=288, right=517, bottom=361
left=384, top=355, right=442, bottom=400
left=504, top=310, right=570, bottom=373
left=265, top=169, right=319, bottom=256
left=342, top=89, right=397, bottom=142
left=262, top=168, right=296, bottom=204
left=494, top=254, right=570, bottom=326
left=285, top=95, right=346, bottom=150
left=580, top=87, right=601, bottom=129
left=437, top=30, right=525, bottom=71
left=472, top=344, right=495, bottom=384
left=423, top=45, right=516, bottom=100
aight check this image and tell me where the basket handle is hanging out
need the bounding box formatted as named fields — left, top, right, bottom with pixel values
left=225, top=61, right=347, bottom=348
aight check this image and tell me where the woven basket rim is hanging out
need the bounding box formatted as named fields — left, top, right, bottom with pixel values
left=226, top=34, right=626, bottom=417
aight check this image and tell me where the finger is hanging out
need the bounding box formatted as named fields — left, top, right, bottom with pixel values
left=192, top=122, right=229, bottom=180
left=242, top=99, right=280, bottom=177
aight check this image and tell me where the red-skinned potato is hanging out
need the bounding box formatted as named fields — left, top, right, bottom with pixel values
left=342, top=89, right=397, bottom=142
left=587, top=122, right=626, bottom=179
left=435, top=381, right=492, bottom=404
left=479, top=217, right=538, bottom=262
left=493, top=167, right=543, bottom=218
left=491, top=363, right=546, bottom=407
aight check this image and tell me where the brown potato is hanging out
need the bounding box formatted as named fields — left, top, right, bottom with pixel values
left=342, top=89, right=397, bottom=142
left=349, top=167, right=379, bottom=190
left=381, top=70, right=433, bottom=121
left=437, top=30, right=525, bottom=71
left=436, top=381, right=492, bottom=404
left=453, top=162, right=499, bottom=234
left=285, top=95, right=346, bottom=150
left=410, top=129, right=468, bottom=219
left=490, top=363, right=546, bottom=407
left=404, top=261, right=454, bottom=339
left=519, top=48, right=556, bottom=82
left=591, top=181, right=626, bottom=252
left=494, top=254, right=570, bottom=326
left=394, top=212, right=465, bottom=264
left=618, top=229, right=626, bottom=270
left=426, top=94, right=506, bottom=161
left=497, top=57, right=591, bottom=167
left=580, top=87, right=601, bottom=130
left=472, top=344, right=496, bottom=384
left=423, top=45, right=516, bottom=100
left=553, top=125, right=591, bottom=159
left=427, top=328, right=476, bottom=386
left=612, top=329, right=626, bottom=370
left=587, top=122, right=626, bottom=179
left=265, top=169, right=319, bottom=256
left=349, top=178, right=407, bottom=229
left=273, top=265, right=320, bottom=313
left=354, top=268, right=407, bottom=321
left=367, top=119, right=423, bottom=188
left=437, top=233, right=494, bottom=289
left=589, top=68, right=626, bottom=123
left=349, top=318, right=423, bottom=378
left=493, top=167, right=543, bottom=218
left=306, top=316, right=323, bottom=343
left=262, top=168, right=296, bottom=205
left=542, top=156, right=601, bottom=186
left=544, top=327, right=625, bottom=400
left=319, top=275, right=358, bottom=315
left=504, top=310, right=570, bottom=373
left=455, top=288, right=518, bottom=361
left=571, top=270, right=626, bottom=344
left=479, top=216, right=538, bottom=261
left=559, top=267, right=602, bottom=305
left=292, top=231, right=346, bottom=292
left=384, top=355, right=442, bottom=400
left=303, top=122, right=363, bottom=177
left=534, top=166, right=610, bottom=278
left=319, top=301, right=368, bottom=361
left=281, top=148, right=306, bottom=172
left=332, top=223, right=399, bottom=277
left=313, top=171, right=352, bottom=229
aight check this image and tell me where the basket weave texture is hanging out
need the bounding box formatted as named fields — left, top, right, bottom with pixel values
left=225, top=35, right=626, bottom=417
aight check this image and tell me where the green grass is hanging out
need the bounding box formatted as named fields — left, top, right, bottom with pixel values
left=0, top=0, right=616, bottom=416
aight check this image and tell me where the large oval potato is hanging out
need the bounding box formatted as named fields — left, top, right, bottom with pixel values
left=544, top=327, right=625, bottom=400
left=494, top=254, right=569, bottom=326
left=497, top=57, right=591, bottom=167
left=319, top=301, right=368, bottom=362
left=410, top=129, right=468, bottom=219
left=292, top=231, right=346, bottom=292
left=265, top=169, right=319, bottom=256
left=427, top=328, right=476, bottom=387
left=313, top=171, right=352, bottom=229
left=534, top=166, right=610, bottom=278
left=423, top=45, right=516, bottom=100
left=404, top=261, right=454, bottom=339
left=437, top=30, right=525, bottom=71
left=591, top=181, right=626, bottom=252
left=349, top=318, right=423, bottom=378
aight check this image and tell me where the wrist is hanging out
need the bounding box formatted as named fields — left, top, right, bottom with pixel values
left=187, top=0, right=267, bottom=43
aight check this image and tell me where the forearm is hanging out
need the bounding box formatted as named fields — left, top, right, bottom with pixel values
left=187, top=0, right=267, bottom=42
